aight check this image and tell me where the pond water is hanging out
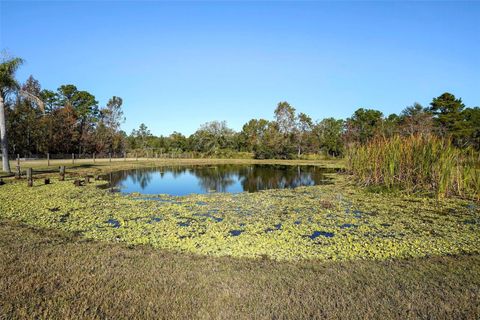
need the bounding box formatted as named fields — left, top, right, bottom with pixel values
left=103, top=164, right=336, bottom=196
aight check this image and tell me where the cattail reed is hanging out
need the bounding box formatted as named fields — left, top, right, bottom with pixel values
left=347, top=134, right=479, bottom=200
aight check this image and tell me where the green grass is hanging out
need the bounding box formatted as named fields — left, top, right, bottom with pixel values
left=1, top=219, right=479, bottom=319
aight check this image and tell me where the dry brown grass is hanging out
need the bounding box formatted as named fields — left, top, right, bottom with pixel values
left=1, top=219, right=479, bottom=320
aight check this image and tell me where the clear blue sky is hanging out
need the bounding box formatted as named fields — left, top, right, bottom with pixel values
left=1, top=1, right=479, bottom=136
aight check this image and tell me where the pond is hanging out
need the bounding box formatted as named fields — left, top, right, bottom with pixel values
left=103, top=164, right=336, bottom=196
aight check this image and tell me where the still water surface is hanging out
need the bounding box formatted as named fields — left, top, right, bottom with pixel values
left=105, top=164, right=336, bottom=196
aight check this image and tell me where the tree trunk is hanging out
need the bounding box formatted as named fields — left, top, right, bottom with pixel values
left=0, top=96, right=11, bottom=173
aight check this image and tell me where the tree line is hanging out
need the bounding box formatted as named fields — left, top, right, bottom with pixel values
left=1, top=55, right=126, bottom=172
left=128, top=95, right=479, bottom=159
left=1, top=54, right=479, bottom=172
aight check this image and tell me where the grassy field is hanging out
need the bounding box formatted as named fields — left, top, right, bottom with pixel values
left=1, top=159, right=479, bottom=318
left=1, top=219, right=479, bottom=319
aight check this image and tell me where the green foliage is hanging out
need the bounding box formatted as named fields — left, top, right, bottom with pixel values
left=345, top=108, right=384, bottom=145
left=429, top=92, right=465, bottom=135
left=0, top=55, right=24, bottom=99
left=6, top=79, right=124, bottom=155
left=190, top=121, right=236, bottom=155
left=347, top=134, right=480, bottom=200
left=313, top=118, right=344, bottom=156
left=460, top=107, right=480, bottom=150
left=398, top=103, right=434, bottom=135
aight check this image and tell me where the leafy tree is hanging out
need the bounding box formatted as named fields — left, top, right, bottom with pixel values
left=0, top=55, right=24, bottom=172
left=95, top=96, right=125, bottom=153
left=398, top=103, right=433, bottom=136
left=274, top=101, right=296, bottom=135
left=429, top=92, right=465, bottom=142
left=39, top=89, right=57, bottom=112
left=382, top=113, right=400, bottom=138
left=169, top=131, right=188, bottom=152
left=254, top=122, right=285, bottom=159
left=296, top=112, right=313, bottom=156
left=240, top=118, right=269, bottom=152
left=22, top=75, right=41, bottom=97
left=313, top=118, right=344, bottom=157
left=190, top=121, right=235, bottom=155
left=131, top=123, right=152, bottom=149
left=345, top=108, right=384, bottom=145
left=459, top=107, right=480, bottom=150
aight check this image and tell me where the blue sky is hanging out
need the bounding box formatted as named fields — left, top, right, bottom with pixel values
left=1, top=1, right=479, bottom=136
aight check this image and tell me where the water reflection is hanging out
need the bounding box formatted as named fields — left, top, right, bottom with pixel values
left=103, top=164, right=336, bottom=196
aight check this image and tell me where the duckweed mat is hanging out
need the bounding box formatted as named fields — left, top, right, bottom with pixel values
left=0, top=175, right=478, bottom=261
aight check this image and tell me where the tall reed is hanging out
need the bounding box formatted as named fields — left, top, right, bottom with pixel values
left=347, top=134, right=480, bottom=200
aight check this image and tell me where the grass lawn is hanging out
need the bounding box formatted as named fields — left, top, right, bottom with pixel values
left=0, top=159, right=479, bottom=319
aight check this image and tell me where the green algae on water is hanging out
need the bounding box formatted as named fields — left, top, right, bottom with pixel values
left=0, top=175, right=478, bottom=261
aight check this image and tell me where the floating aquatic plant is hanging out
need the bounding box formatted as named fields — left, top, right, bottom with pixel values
left=0, top=174, right=478, bottom=261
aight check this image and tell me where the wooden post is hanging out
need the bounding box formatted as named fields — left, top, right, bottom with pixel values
left=47, top=153, right=50, bottom=166
left=93, top=153, right=96, bottom=163
left=72, top=153, right=75, bottom=164
left=109, top=172, right=113, bottom=193
left=15, top=165, right=21, bottom=179
left=109, top=153, right=112, bottom=162
left=59, top=166, right=65, bottom=181
left=135, top=152, right=138, bottom=161
left=124, top=152, right=127, bottom=161
left=26, top=168, right=33, bottom=187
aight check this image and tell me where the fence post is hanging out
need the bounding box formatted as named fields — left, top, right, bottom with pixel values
left=17, top=154, right=20, bottom=166
left=15, top=164, right=21, bottom=179
left=26, top=168, right=33, bottom=187
left=93, top=152, right=96, bottom=163
left=72, top=153, right=75, bottom=164
left=109, top=153, right=112, bottom=163
left=124, top=152, right=127, bottom=161
left=60, top=166, right=65, bottom=181
left=47, top=153, right=50, bottom=166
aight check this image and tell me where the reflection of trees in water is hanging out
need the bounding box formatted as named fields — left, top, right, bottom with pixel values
left=109, top=168, right=155, bottom=190
left=109, top=165, right=334, bottom=192
left=238, top=165, right=331, bottom=192
left=192, top=166, right=236, bottom=192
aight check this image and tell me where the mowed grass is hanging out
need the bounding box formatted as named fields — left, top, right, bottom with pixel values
left=0, top=220, right=479, bottom=319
